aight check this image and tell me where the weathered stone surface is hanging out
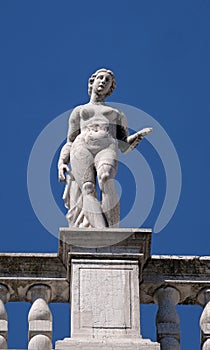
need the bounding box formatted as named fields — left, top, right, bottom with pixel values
left=203, top=338, right=210, bottom=350
left=141, top=255, right=210, bottom=305
left=0, top=335, right=7, bottom=349
left=28, top=334, right=51, bottom=350
left=159, top=337, right=180, bottom=350
left=58, top=68, right=152, bottom=229
left=154, top=287, right=180, bottom=349
left=0, top=225, right=210, bottom=350
left=27, top=284, right=52, bottom=304
left=55, top=228, right=160, bottom=349
left=55, top=338, right=160, bottom=349
left=0, top=253, right=68, bottom=302
left=71, top=259, right=140, bottom=338
left=0, top=248, right=209, bottom=308
left=27, top=288, right=52, bottom=349
left=59, top=228, right=152, bottom=267
left=198, top=288, right=210, bottom=349
left=0, top=253, right=65, bottom=278
left=0, top=284, right=9, bottom=348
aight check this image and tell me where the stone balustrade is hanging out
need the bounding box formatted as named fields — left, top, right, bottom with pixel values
left=197, top=288, right=210, bottom=350
left=154, top=287, right=180, bottom=350
left=27, top=284, right=52, bottom=350
left=0, top=284, right=9, bottom=349
left=0, top=229, right=209, bottom=349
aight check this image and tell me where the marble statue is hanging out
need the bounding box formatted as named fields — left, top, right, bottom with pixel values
left=58, top=68, right=152, bottom=228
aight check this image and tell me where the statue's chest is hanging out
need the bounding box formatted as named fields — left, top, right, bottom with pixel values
left=80, top=105, right=117, bottom=125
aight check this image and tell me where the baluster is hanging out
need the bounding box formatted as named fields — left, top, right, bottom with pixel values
left=0, top=284, right=9, bottom=349
left=154, top=286, right=180, bottom=350
left=197, top=288, right=210, bottom=349
left=27, top=284, right=52, bottom=350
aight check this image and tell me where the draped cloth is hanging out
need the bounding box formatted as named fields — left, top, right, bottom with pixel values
left=63, top=172, right=92, bottom=228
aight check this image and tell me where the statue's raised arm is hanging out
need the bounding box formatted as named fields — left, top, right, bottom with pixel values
left=58, top=68, right=152, bottom=228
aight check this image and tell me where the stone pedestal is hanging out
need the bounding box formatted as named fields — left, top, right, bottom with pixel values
left=55, top=228, right=160, bottom=350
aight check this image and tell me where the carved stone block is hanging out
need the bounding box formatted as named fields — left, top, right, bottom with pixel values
left=71, top=259, right=140, bottom=338
left=56, top=228, right=160, bottom=350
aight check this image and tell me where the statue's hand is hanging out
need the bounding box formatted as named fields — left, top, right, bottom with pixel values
left=137, top=127, right=153, bottom=138
left=124, top=127, right=153, bottom=153
left=58, top=164, right=69, bottom=182
left=127, top=127, right=153, bottom=144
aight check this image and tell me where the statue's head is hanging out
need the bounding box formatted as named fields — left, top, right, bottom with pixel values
left=88, top=68, right=116, bottom=99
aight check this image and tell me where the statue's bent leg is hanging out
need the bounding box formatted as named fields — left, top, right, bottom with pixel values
left=82, top=181, right=107, bottom=228
left=97, top=164, right=120, bottom=228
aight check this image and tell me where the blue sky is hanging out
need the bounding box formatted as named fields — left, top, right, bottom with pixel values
left=0, top=1, right=210, bottom=348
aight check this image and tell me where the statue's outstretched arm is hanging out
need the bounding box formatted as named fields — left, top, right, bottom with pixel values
left=124, top=127, right=153, bottom=153
left=117, top=110, right=152, bottom=154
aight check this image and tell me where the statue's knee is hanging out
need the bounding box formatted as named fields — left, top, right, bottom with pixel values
left=102, top=172, right=111, bottom=183
left=82, top=182, right=95, bottom=195
left=98, top=165, right=115, bottom=188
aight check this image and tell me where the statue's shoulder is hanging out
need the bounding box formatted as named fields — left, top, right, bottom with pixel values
left=111, top=107, right=126, bottom=121
left=71, top=102, right=91, bottom=114
left=71, top=105, right=83, bottom=114
left=69, top=104, right=85, bottom=120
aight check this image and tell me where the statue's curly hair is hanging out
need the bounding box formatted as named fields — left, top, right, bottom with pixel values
left=88, top=68, right=116, bottom=98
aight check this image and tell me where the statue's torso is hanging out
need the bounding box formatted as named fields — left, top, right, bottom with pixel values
left=68, top=103, right=120, bottom=154
left=79, top=103, right=119, bottom=139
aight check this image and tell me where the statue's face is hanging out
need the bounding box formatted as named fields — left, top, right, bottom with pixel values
left=92, top=71, right=113, bottom=97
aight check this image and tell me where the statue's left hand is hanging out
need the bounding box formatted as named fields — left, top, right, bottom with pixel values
left=136, top=127, right=153, bottom=138
left=127, top=127, right=153, bottom=145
